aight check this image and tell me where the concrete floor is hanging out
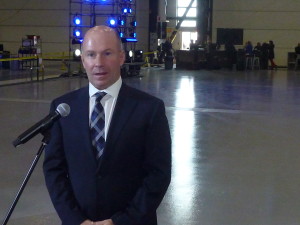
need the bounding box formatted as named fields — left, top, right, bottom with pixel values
left=1, top=66, right=300, bottom=225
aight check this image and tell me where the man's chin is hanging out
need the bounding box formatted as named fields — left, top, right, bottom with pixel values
left=91, top=80, right=108, bottom=90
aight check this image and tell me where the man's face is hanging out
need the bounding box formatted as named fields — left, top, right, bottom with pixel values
left=81, top=28, right=125, bottom=90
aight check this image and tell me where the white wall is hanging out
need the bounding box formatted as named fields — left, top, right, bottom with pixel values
left=213, top=0, right=300, bottom=66
left=0, top=0, right=148, bottom=55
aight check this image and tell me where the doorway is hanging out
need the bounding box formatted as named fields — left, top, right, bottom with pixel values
left=181, top=32, right=197, bottom=50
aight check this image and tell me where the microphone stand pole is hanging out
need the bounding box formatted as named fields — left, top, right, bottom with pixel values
left=2, top=131, right=51, bottom=225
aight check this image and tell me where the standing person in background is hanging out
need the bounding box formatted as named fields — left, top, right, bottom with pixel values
left=189, top=39, right=195, bottom=50
left=244, top=41, right=253, bottom=69
left=225, top=40, right=236, bottom=70
left=253, top=42, right=262, bottom=68
left=158, top=37, right=173, bottom=63
left=244, top=41, right=253, bottom=56
left=295, top=43, right=300, bottom=55
left=261, top=42, right=269, bottom=70
left=254, top=42, right=262, bottom=53
left=43, top=25, right=172, bottom=225
left=268, top=40, right=277, bottom=69
left=295, top=43, right=300, bottom=69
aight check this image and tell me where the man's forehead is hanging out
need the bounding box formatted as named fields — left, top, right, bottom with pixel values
left=84, top=47, right=114, bottom=52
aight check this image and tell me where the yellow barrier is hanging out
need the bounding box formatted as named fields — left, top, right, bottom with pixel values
left=0, top=51, right=160, bottom=71
left=40, top=52, right=69, bottom=71
left=143, top=51, right=157, bottom=55
left=0, top=56, right=38, bottom=62
left=42, top=52, right=69, bottom=60
left=142, top=51, right=161, bottom=67
left=0, top=51, right=154, bottom=62
left=143, top=56, right=150, bottom=67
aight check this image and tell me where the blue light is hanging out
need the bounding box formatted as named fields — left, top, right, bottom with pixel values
left=74, top=16, right=81, bottom=25
left=130, top=21, right=137, bottom=26
left=85, top=0, right=109, bottom=2
left=130, top=32, right=137, bottom=38
left=122, top=8, right=128, bottom=13
left=119, top=32, right=124, bottom=38
left=109, top=19, right=117, bottom=26
left=75, top=18, right=81, bottom=25
left=74, top=29, right=81, bottom=37
left=126, top=38, right=138, bottom=42
left=129, top=8, right=132, bottom=13
left=119, top=19, right=125, bottom=26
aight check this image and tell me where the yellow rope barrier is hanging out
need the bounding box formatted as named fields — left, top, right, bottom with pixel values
left=143, top=51, right=157, bottom=55
left=42, top=52, right=69, bottom=60
left=0, top=56, right=38, bottom=62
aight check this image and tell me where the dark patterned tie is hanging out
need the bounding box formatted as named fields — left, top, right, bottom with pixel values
left=90, top=92, right=106, bottom=159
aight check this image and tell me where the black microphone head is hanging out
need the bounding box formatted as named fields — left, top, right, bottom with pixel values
left=56, top=103, right=70, bottom=117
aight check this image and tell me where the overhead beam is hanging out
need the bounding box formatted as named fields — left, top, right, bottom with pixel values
left=169, top=0, right=195, bottom=43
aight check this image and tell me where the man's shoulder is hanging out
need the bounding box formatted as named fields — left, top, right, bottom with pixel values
left=122, top=83, right=163, bottom=104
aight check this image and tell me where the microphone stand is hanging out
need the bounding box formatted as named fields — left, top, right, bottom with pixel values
left=2, top=131, right=51, bottom=225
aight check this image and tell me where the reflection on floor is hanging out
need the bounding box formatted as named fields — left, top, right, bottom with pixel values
left=1, top=67, right=300, bottom=225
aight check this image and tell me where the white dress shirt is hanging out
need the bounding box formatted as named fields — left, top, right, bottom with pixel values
left=89, top=77, right=122, bottom=140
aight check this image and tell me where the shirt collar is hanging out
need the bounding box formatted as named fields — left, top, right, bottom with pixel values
left=89, top=76, right=122, bottom=98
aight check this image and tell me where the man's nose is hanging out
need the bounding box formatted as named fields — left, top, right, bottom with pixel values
left=95, top=55, right=104, bottom=66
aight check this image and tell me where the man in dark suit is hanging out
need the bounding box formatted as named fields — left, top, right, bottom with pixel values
left=43, top=25, right=172, bottom=225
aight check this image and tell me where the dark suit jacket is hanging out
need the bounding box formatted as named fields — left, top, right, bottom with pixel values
left=43, top=83, right=172, bottom=225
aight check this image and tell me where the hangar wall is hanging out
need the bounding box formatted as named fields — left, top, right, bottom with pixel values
left=0, top=0, right=149, bottom=55
left=212, top=0, right=300, bottom=66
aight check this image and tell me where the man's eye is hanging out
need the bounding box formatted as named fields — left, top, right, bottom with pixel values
left=105, top=52, right=112, bottom=56
left=87, top=53, right=95, bottom=57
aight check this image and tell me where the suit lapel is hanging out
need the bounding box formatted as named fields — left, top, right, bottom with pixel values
left=75, top=87, right=99, bottom=167
left=100, top=84, right=137, bottom=166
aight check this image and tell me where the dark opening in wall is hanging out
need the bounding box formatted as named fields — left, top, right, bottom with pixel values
left=217, top=28, right=244, bottom=45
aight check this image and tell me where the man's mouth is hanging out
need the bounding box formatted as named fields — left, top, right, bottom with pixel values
left=94, top=72, right=107, bottom=76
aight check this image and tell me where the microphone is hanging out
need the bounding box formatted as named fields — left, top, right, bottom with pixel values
left=13, top=103, right=70, bottom=147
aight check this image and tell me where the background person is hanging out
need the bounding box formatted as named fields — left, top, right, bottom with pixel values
left=244, top=41, right=253, bottom=56
left=268, top=40, right=277, bottom=69
left=295, top=43, right=300, bottom=69
left=261, top=42, right=269, bottom=70
left=295, top=43, right=300, bottom=55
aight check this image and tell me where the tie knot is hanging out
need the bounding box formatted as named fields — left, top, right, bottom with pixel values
left=94, top=92, right=106, bottom=102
